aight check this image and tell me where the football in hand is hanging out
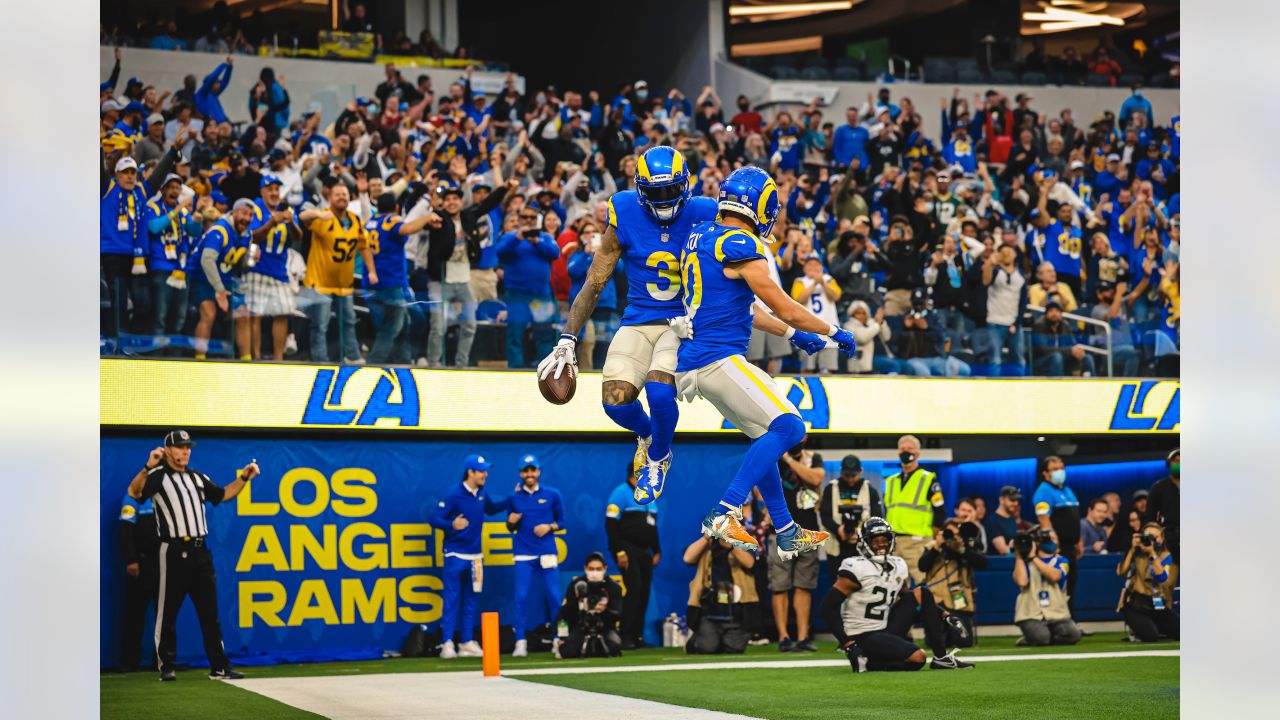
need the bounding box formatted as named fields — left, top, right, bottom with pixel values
left=538, top=364, right=577, bottom=405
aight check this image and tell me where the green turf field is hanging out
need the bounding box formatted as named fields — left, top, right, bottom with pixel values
left=100, top=633, right=1178, bottom=719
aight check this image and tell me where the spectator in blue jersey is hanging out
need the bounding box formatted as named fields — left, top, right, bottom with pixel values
left=767, top=111, right=802, bottom=175
left=101, top=156, right=152, bottom=345
left=292, top=111, right=332, bottom=158
left=366, top=192, right=440, bottom=364
left=566, top=216, right=617, bottom=369
left=1135, top=143, right=1176, bottom=201
left=1118, top=83, right=1154, bottom=130
left=431, top=454, right=507, bottom=659
left=497, top=208, right=561, bottom=369
left=1029, top=182, right=1083, bottom=299
left=148, top=20, right=188, bottom=51
left=504, top=454, right=566, bottom=657
left=832, top=107, right=870, bottom=172
left=193, top=199, right=254, bottom=360
left=1094, top=153, right=1126, bottom=200
left=194, top=57, right=233, bottom=126
left=249, top=67, right=290, bottom=140
left=245, top=175, right=300, bottom=360
left=432, top=116, right=473, bottom=174
left=942, top=118, right=978, bottom=175
left=115, top=102, right=147, bottom=141
left=143, top=174, right=201, bottom=345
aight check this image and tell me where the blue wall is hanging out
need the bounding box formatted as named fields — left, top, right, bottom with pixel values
left=100, top=435, right=1168, bottom=667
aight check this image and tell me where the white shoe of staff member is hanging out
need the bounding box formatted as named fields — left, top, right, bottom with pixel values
left=513, top=639, right=528, bottom=657
left=439, top=641, right=457, bottom=659
left=457, top=640, right=483, bottom=657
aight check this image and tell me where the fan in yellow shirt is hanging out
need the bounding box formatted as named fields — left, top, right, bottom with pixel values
left=297, top=183, right=377, bottom=363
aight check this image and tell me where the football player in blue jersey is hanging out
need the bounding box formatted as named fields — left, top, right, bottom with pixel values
left=537, top=146, right=715, bottom=506
left=678, top=166, right=856, bottom=560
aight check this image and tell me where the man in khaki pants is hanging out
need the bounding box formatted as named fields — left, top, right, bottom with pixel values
left=883, top=435, right=946, bottom=583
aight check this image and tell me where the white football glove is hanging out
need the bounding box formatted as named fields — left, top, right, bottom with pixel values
left=667, top=315, right=694, bottom=340
left=537, top=334, right=578, bottom=381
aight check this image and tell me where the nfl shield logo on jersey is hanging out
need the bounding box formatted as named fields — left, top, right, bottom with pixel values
left=661, top=232, right=670, bottom=242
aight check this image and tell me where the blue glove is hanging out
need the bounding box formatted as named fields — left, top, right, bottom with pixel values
left=788, top=329, right=829, bottom=356
left=831, top=327, right=857, bottom=358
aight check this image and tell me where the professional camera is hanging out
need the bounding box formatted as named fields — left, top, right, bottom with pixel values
left=839, top=506, right=864, bottom=540
left=1140, top=533, right=1156, bottom=548
left=571, top=579, right=612, bottom=657
left=573, top=580, right=608, bottom=617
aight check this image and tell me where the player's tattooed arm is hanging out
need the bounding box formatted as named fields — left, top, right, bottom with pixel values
left=562, top=224, right=622, bottom=338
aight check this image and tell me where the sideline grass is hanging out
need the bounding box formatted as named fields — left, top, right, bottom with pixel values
left=522, top=656, right=1180, bottom=720
left=100, top=633, right=1177, bottom=720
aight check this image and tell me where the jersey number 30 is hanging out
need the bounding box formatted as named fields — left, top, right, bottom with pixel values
left=646, top=251, right=681, bottom=301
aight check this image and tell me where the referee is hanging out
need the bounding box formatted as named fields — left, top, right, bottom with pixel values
left=127, top=430, right=261, bottom=681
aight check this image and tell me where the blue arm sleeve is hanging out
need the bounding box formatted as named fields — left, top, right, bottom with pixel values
left=218, top=63, right=232, bottom=96
left=535, top=234, right=561, bottom=260
left=786, top=188, right=800, bottom=218
left=199, top=65, right=219, bottom=93
left=146, top=209, right=174, bottom=234
left=184, top=215, right=204, bottom=237
left=553, top=491, right=565, bottom=526
left=431, top=496, right=455, bottom=534
left=941, top=109, right=953, bottom=140
left=567, top=251, right=591, bottom=280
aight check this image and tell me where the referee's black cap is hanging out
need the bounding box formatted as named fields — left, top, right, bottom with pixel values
left=164, top=429, right=197, bottom=447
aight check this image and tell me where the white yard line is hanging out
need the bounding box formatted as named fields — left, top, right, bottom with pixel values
left=233, top=672, right=765, bottom=720
left=501, top=649, right=1180, bottom=676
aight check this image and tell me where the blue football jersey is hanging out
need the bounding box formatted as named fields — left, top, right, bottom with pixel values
left=676, top=221, right=769, bottom=372
left=248, top=198, right=295, bottom=282
left=1031, top=220, right=1081, bottom=277
left=608, top=192, right=718, bottom=325
left=198, top=218, right=251, bottom=287
left=367, top=213, right=410, bottom=289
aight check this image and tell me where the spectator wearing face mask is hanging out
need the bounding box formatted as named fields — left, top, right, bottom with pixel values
left=1032, top=456, right=1082, bottom=613
left=1147, top=449, right=1180, bottom=562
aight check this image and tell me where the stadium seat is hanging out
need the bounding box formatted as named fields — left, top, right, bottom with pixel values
left=476, top=300, right=506, bottom=322
left=802, top=55, right=829, bottom=69
left=1086, top=73, right=1113, bottom=86
left=770, top=65, right=800, bottom=80
left=834, top=56, right=860, bottom=69
left=1118, top=73, right=1144, bottom=87
left=928, top=65, right=958, bottom=83
left=800, top=66, right=831, bottom=81
left=957, top=68, right=985, bottom=85
left=989, top=69, right=1017, bottom=84
left=1019, top=71, right=1047, bottom=85
left=834, top=66, right=863, bottom=81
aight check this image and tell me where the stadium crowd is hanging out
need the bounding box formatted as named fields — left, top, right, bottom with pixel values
left=100, top=46, right=1180, bottom=377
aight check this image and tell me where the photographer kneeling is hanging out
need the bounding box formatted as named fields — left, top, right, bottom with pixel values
left=683, top=535, right=758, bottom=654
left=1117, top=522, right=1179, bottom=642
left=1012, top=528, right=1081, bottom=646
left=920, top=518, right=988, bottom=648
left=556, top=552, right=624, bottom=658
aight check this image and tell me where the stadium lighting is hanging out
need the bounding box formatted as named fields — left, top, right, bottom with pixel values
left=1023, top=4, right=1126, bottom=29
left=729, top=1, right=855, bottom=17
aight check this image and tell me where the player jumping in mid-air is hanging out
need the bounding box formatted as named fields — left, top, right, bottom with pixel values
left=538, top=146, right=717, bottom=505
left=820, top=517, right=973, bottom=672
left=675, top=165, right=854, bottom=560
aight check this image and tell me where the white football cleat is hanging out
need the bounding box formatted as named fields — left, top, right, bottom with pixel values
left=512, top=639, right=528, bottom=657
left=438, top=640, right=457, bottom=659
left=457, top=640, right=483, bottom=657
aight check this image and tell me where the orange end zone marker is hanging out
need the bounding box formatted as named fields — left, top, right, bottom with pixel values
left=481, top=611, right=500, bottom=677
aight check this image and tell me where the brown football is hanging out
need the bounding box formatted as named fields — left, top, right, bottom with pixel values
left=538, top=364, right=577, bottom=405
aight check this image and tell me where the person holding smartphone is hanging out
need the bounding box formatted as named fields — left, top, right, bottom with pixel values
left=496, top=208, right=561, bottom=368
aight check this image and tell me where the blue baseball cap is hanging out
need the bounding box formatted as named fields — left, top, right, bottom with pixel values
left=122, top=101, right=147, bottom=116
left=464, top=454, right=492, bottom=472
left=260, top=174, right=283, bottom=188
left=519, top=454, right=540, bottom=470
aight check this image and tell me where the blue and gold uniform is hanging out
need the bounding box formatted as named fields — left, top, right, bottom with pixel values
left=249, top=197, right=294, bottom=283
left=607, top=191, right=718, bottom=325
left=367, top=213, right=409, bottom=289
left=676, top=220, right=771, bottom=372
left=191, top=217, right=250, bottom=309
left=1030, top=217, right=1081, bottom=279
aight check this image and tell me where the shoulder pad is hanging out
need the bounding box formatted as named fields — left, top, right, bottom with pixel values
left=714, top=229, right=767, bottom=263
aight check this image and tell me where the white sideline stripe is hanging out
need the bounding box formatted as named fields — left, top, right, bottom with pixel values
left=232, top=672, right=764, bottom=720
left=501, top=649, right=1180, bottom=676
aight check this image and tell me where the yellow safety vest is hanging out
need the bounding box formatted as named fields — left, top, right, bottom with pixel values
left=884, top=468, right=937, bottom=538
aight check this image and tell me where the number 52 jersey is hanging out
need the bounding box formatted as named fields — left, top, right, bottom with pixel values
left=608, top=191, right=718, bottom=326
left=838, top=555, right=910, bottom=635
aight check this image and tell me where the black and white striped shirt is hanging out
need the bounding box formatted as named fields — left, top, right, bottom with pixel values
left=139, top=464, right=227, bottom=540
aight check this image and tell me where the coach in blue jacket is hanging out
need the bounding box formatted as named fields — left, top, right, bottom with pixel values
left=431, top=454, right=506, bottom=659
left=504, top=453, right=565, bottom=656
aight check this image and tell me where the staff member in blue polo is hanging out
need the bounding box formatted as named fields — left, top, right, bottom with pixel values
left=1033, top=455, right=1083, bottom=614
left=605, top=460, right=661, bottom=649
left=504, top=453, right=565, bottom=657
left=432, top=454, right=506, bottom=659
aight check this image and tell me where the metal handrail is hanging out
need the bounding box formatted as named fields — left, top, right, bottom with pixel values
left=887, top=55, right=912, bottom=82
left=1025, top=305, right=1113, bottom=377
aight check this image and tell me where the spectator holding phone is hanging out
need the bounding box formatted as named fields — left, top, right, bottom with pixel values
left=497, top=208, right=561, bottom=368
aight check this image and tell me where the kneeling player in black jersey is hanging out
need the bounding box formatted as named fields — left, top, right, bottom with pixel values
left=820, top=517, right=973, bottom=672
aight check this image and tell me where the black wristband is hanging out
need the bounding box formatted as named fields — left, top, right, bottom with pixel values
left=559, top=332, right=578, bottom=343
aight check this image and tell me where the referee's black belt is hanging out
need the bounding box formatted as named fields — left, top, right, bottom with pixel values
left=162, top=536, right=206, bottom=547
